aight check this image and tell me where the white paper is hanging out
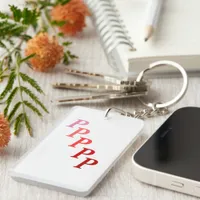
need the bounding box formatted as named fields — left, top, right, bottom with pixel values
left=114, top=0, right=200, bottom=58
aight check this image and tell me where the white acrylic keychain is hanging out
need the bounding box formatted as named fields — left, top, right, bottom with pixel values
left=10, top=106, right=144, bottom=197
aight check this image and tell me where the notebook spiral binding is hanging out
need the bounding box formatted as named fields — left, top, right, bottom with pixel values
left=84, top=0, right=135, bottom=73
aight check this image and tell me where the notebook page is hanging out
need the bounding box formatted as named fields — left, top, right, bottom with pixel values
left=114, top=0, right=200, bottom=60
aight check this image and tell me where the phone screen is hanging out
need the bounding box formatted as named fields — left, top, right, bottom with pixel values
left=134, top=107, right=200, bottom=182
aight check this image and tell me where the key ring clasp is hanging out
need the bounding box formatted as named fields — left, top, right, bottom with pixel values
left=136, top=60, right=188, bottom=109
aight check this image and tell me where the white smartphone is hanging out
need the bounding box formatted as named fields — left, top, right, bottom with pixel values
left=132, top=107, right=200, bottom=198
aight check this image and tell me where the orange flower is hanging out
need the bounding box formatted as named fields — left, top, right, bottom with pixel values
left=61, top=0, right=90, bottom=16
left=51, top=0, right=90, bottom=36
left=25, top=33, right=64, bottom=72
left=0, top=114, right=11, bottom=148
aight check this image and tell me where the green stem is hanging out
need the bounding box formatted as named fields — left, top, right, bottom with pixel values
left=0, top=58, right=8, bottom=82
left=16, top=60, right=26, bottom=117
left=0, top=67, right=8, bottom=80
left=0, top=40, right=24, bottom=82
left=43, top=8, right=57, bottom=35
left=0, top=40, right=24, bottom=62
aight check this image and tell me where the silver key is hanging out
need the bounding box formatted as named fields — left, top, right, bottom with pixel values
left=52, top=68, right=150, bottom=104
left=55, top=91, right=148, bottom=104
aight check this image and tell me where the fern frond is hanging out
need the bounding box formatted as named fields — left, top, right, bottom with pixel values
left=62, top=41, right=72, bottom=46
left=0, top=59, right=4, bottom=71
left=21, top=86, right=48, bottom=113
left=4, top=86, right=19, bottom=117
left=15, top=50, right=22, bottom=64
left=0, top=75, right=9, bottom=82
left=20, top=53, right=35, bottom=63
left=9, top=5, right=39, bottom=25
left=58, top=32, right=64, bottom=37
left=0, top=12, right=10, bottom=19
left=13, top=113, right=24, bottom=136
left=8, top=101, right=22, bottom=121
left=0, top=70, right=16, bottom=100
left=0, top=41, right=7, bottom=49
left=19, top=72, right=44, bottom=94
left=0, top=20, right=26, bottom=39
left=66, top=50, right=78, bottom=59
left=55, top=0, right=71, bottom=6
left=8, top=38, right=15, bottom=46
left=24, top=113, right=32, bottom=136
left=63, top=52, right=69, bottom=65
left=24, top=100, right=42, bottom=117
left=20, top=34, right=32, bottom=41
left=7, top=55, right=12, bottom=69
left=0, top=4, right=51, bottom=137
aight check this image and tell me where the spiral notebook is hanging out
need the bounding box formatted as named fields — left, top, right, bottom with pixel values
left=85, top=0, right=200, bottom=77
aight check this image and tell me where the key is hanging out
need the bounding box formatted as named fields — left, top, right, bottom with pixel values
left=52, top=81, right=148, bottom=93
left=54, top=91, right=148, bottom=104
left=65, top=68, right=138, bottom=85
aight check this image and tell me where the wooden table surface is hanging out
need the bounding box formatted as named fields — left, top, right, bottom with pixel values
left=1, top=1, right=200, bottom=200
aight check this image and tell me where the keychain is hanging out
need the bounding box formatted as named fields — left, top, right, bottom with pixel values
left=53, top=60, right=188, bottom=118
left=105, top=60, right=188, bottom=119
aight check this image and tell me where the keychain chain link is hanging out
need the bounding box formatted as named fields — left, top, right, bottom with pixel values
left=105, top=107, right=169, bottom=120
left=126, top=107, right=169, bottom=119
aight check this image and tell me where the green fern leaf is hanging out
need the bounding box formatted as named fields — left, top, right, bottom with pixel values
left=24, top=100, right=42, bottom=117
left=20, top=34, right=32, bottom=41
left=4, top=87, right=19, bottom=117
left=0, top=60, right=4, bottom=71
left=66, top=50, right=78, bottom=59
left=9, top=5, right=39, bottom=25
left=62, top=41, right=72, bottom=46
left=20, top=53, right=35, bottom=63
left=8, top=38, right=15, bottom=46
left=63, top=52, right=69, bottom=65
left=21, top=86, right=49, bottom=113
left=8, top=101, right=22, bottom=121
left=0, top=20, right=25, bottom=39
left=58, top=32, right=64, bottom=37
left=38, top=1, right=54, bottom=9
left=0, top=41, right=7, bottom=49
left=0, top=12, right=10, bottom=19
left=19, top=72, right=44, bottom=94
left=55, top=0, right=71, bottom=6
left=0, top=70, right=16, bottom=100
left=51, top=20, right=66, bottom=27
left=13, top=113, right=24, bottom=136
left=15, top=51, right=22, bottom=64
left=0, top=75, right=9, bottom=82
left=9, top=5, right=22, bottom=22
left=7, top=55, right=12, bottom=68
left=24, top=113, right=32, bottom=136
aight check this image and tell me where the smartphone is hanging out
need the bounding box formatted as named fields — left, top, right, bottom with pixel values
left=132, top=107, right=200, bottom=198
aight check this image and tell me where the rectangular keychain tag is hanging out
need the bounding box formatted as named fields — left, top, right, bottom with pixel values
left=10, top=106, right=144, bottom=197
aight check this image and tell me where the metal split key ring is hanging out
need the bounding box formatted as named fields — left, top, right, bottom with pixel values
left=105, top=60, right=188, bottom=118
left=136, top=60, right=188, bottom=109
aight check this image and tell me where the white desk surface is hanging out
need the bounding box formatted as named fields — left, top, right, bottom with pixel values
left=1, top=1, right=200, bottom=200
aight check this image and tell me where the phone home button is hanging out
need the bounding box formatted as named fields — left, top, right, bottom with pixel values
left=171, top=181, right=184, bottom=188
